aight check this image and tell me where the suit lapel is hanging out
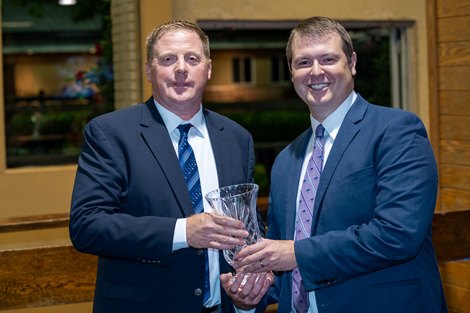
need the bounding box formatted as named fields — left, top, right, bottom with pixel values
left=285, top=129, right=312, bottom=239
left=139, top=98, right=195, bottom=217
left=312, top=96, right=368, bottom=231
left=204, top=109, right=232, bottom=188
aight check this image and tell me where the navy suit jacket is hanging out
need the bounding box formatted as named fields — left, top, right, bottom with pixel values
left=70, top=97, right=255, bottom=312
left=261, top=95, right=447, bottom=313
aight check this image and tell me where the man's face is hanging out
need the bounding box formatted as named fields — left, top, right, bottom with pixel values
left=290, top=32, right=356, bottom=121
left=145, top=29, right=211, bottom=118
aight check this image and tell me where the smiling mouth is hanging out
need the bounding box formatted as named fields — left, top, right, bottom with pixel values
left=309, top=83, right=328, bottom=90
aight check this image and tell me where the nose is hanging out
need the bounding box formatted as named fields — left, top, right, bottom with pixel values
left=310, top=60, right=324, bottom=75
left=175, top=57, right=188, bottom=74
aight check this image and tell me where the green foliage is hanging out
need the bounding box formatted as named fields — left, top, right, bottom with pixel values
left=10, top=110, right=90, bottom=136
left=10, top=112, right=34, bottom=135
left=225, top=110, right=310, bottom=142
left=254, top=163, right=269, bottom=196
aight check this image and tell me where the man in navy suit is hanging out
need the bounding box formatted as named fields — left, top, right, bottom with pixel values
left=222, top=16, right=447, bottom=313
left=70, top=20, right=268, bottom=313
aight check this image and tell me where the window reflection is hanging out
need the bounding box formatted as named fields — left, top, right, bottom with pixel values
left=2, top=0, right=113, bottom=167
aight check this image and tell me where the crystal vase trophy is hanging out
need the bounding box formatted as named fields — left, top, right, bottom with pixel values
left=205, top=183, right=262, bottom=266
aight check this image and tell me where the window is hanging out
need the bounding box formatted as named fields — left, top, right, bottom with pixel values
left=271, top=55, right=290, bottom=83
left=2, top=0, right=113, bottom=168
left=349, top=28, right=392, bottom=107
left=232, top=56, right=253, bottom=83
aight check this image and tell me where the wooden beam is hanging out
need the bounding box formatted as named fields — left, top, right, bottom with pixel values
left=0, top=213, right=69, bottom=233
left=432, top=210, right=470, bottom=261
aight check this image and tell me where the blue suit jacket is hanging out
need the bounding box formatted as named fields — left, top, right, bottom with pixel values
left=70, top=97, right=255, bottom=313
left=262, top=95, right=447, bottom=313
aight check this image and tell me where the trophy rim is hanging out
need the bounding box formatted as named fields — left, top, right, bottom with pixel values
left=204, top=183, right=259, bottom=200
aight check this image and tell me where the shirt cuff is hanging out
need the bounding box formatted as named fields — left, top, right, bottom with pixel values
left=234, top=306, right=256, bottom=313
left=172, top=218, right=189, bottom=251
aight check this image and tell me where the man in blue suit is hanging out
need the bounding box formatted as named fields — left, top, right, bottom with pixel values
left=70, top=20, right=262, bottom=313
left=223, top=16, right=447, bottom=313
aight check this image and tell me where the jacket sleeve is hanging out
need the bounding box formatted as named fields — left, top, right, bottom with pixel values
left=69, top=119, right=178, bottom=266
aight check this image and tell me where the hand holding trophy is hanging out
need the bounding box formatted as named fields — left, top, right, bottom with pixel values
left=205, top=183, right=262, bottom=284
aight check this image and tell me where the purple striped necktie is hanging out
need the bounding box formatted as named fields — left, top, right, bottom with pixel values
left=292, top=124, right=326, bottom=313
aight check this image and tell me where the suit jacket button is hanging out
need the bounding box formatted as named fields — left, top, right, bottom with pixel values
left=197, top=249, right=204, bottom=256
left=194, top=288, right=203, bottom=296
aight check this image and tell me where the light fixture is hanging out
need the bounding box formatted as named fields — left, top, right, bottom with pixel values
left=58, top=0, right=77, bottom=5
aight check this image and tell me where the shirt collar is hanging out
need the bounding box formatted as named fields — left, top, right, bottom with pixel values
left=309, top=91, right=356, bottom=140
left=153, top=99, right=205, bottom=138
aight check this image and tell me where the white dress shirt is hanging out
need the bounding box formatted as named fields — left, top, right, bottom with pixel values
left=154, top=100, right=221, bottom=308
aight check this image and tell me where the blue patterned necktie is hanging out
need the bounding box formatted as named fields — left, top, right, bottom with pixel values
left=177, top=124, right=210, bottom=302
left=292, top=124, right=326, bottom=313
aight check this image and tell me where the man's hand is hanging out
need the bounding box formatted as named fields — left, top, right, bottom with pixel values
left=187, top=212, right=248, bottom=250
left=220, top=271, right=274, bottom=310
left=233, top=239, right=297, bottom=273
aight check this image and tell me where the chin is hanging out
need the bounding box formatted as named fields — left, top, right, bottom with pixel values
left=170, top=93, right=193, bottom=102
left=307, top=94, right=329, bottom=105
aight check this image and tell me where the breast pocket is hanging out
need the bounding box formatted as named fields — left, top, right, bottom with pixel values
left=335, top=165, right=376, bottom=207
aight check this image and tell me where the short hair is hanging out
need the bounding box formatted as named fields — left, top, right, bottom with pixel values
left=286, top=16, right=355, bottom=68
left=146, top=20, right=210, bottom=62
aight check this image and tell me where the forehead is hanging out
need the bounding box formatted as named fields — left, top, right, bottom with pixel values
left=292, top=32, right=342, bottom=53
left=154, top=29, right=203, bottom=53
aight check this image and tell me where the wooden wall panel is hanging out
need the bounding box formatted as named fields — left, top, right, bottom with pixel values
left=439, top=42, right=470, bottom=66
left=440, top=116, right=470, bottom=141
left=439, top=66, right=470, bottom=91
left=441, top=188, right=470, bottom=211
left=439, top=91, right=470, bottom=115
left=437, top=0, right=470, bottom=17
left=432, top=0, right=470, bottom=310
left=444, top=285, right=470, bottom=313
left=437, top=16, right=470, bottom=42
left=440, top=261, right=470, bottom=313
left=432, top=211, right=470, bottom=261
left=440, top=164, right=470, bottom=189
left=440, top=140, right=470, bottom=166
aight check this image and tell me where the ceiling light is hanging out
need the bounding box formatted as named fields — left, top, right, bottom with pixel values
left=58, top=0, right=77, bottom=5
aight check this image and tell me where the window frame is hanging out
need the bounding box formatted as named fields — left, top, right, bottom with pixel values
left=232, top=55, right=255, bottom=84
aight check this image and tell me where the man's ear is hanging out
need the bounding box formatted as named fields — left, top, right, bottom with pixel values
left=145, top=62, right=152, bottom=82
left=350, top=52, right=357, bottom=76
left=207, top=59, right=212, bottom=80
